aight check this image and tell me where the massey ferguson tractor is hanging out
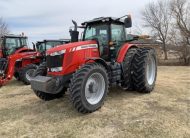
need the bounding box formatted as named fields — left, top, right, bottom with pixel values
left=0, top=34, right=41, bottom=87
left=31, top=15, right=157, bottom=113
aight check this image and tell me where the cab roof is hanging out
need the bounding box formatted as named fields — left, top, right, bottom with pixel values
left=82, top=17, right=125, bottom=26
left=1, top=34, right=27, bottom=38
left=37, top=39, right=70, bottom=43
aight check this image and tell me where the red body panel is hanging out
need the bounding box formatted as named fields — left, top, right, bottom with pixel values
left=47, top=40, right=99, bottom=76
left=47, top=41, right=137, bottom=77
left=0, top=47, right=41, bottom=86
left=117, top=43, right=137, bottom=63
left=14, top=47, right=34, bottom=54
left=47, top=40, right=97, bottom=54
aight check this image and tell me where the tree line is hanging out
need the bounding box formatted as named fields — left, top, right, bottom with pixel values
left=0, top=17, right=9, bottom=38
left=142, top=0, right=190, bottom=65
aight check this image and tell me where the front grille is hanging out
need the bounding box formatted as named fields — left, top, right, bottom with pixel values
left=46, top=54, right=64, bottom=70
left=0, top=58, right=8, bottom=76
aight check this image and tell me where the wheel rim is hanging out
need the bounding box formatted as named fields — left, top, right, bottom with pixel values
left=85, top=72, right=105, bottom=105
left=26, top=69, right=35, bottom=81
left=146, top=55, right=156, bottom=85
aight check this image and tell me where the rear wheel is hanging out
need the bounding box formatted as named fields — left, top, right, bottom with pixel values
left=20, top=64, right=37, bottom=85
left=122, top=48, right=137, bottom=90
left=132, top=48, right=157, bottom=93
left=32, top=62, right=66, bottom=101
left=69, top=63, right=109, bottom=113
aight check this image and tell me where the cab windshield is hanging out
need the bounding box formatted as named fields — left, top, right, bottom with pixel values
left=4, top=37, right=28, bottom=56
left=5, top=37, right=27, bottom=49
left=84, top=24, right=108, bottom=45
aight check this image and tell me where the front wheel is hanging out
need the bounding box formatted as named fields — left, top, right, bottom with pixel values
left=20, top=64, right=37, bottom=85
left=69, top=63, right=109, bottom=113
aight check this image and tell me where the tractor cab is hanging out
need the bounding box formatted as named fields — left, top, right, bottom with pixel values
left=0, top=35, right=28, bottom=58
left=70, top=15, right=132, bottom=61
left=35, top=39, right=70, bottom=53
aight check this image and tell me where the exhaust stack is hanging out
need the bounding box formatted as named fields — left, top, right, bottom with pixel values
left=70, top=20, right=79, bottom=42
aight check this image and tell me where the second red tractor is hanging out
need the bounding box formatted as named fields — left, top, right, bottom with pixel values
left=31, top=15, right=157, bottom=113
left=0, top=34, right=41, bottom=87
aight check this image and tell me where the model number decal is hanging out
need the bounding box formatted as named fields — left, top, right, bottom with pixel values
left=76, top=44, right=98, bottom=51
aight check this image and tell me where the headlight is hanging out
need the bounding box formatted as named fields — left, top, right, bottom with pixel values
left=50, top=67, right=62, bottom=72
left=50, top=49, right=66, bottom=56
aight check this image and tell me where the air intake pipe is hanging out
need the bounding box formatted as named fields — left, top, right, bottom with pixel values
left=70, top=20, right=79, bottom=42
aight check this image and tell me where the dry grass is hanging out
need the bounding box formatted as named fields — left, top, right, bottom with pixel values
left=0, top=66, right=189, bottom=138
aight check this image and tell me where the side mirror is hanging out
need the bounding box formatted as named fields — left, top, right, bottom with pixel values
left=124, top=16, right=132, bottom=28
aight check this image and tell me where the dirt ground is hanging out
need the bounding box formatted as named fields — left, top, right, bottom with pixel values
left=0, top=66, right=189, bottom=138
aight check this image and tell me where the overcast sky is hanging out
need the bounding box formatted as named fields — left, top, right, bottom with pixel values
left=0, top=0, right=153, bottom=45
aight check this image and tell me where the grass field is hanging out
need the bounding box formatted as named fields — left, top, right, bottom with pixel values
left=0, top=66, right=189, bottom=138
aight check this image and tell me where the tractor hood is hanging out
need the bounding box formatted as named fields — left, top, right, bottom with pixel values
left=46, top=40, right=97, bottom=55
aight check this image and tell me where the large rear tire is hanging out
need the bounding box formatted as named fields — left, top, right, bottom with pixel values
left=69, top=63, right=109, bottom=113
left=132, top=48, right=157, bottom=93
left=20, top=64, right=37, bottom=85
left=122, top=48, right=137, bottom=90
left=32, top=62, right=66, bottom=101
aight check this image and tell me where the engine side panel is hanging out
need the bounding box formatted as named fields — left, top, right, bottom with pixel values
left=47, top=42, right=100, bottom=76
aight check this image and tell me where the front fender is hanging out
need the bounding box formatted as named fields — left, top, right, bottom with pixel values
left=86, top=58, right=110, bottom=72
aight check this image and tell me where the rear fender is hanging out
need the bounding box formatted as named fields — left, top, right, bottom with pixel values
left=117, top=43, right=137, bottom=63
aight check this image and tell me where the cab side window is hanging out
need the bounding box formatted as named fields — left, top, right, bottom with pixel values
left=111, top=24, right=126, bottom=57
left=111, top=24, right=126, bottom=43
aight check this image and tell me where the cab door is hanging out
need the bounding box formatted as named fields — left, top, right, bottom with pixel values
left=110, top=24, right=126, bottom=59
left=84, top=24, right=110, bottom=61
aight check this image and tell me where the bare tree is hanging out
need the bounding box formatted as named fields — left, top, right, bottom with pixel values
left=142, top=0, right=171, bottom=60
left=170, top=0, right=190, bottom=64
left=0, top=17, right=9, bottom=38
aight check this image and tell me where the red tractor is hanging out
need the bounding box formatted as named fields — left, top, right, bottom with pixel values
left=34, top=39, right=70, bottom=62
left=31, top=15, right=157, bottom=113
left=35, top=39, right=70, bottom=52
left=0, top=34, right=41, bottom=87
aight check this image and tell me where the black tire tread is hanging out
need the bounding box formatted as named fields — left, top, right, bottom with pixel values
left=122, top=48, right=137, bottom=90
left=132, top=48, right=157, bottom=93
left=19, top=64, right=37, bottom=85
